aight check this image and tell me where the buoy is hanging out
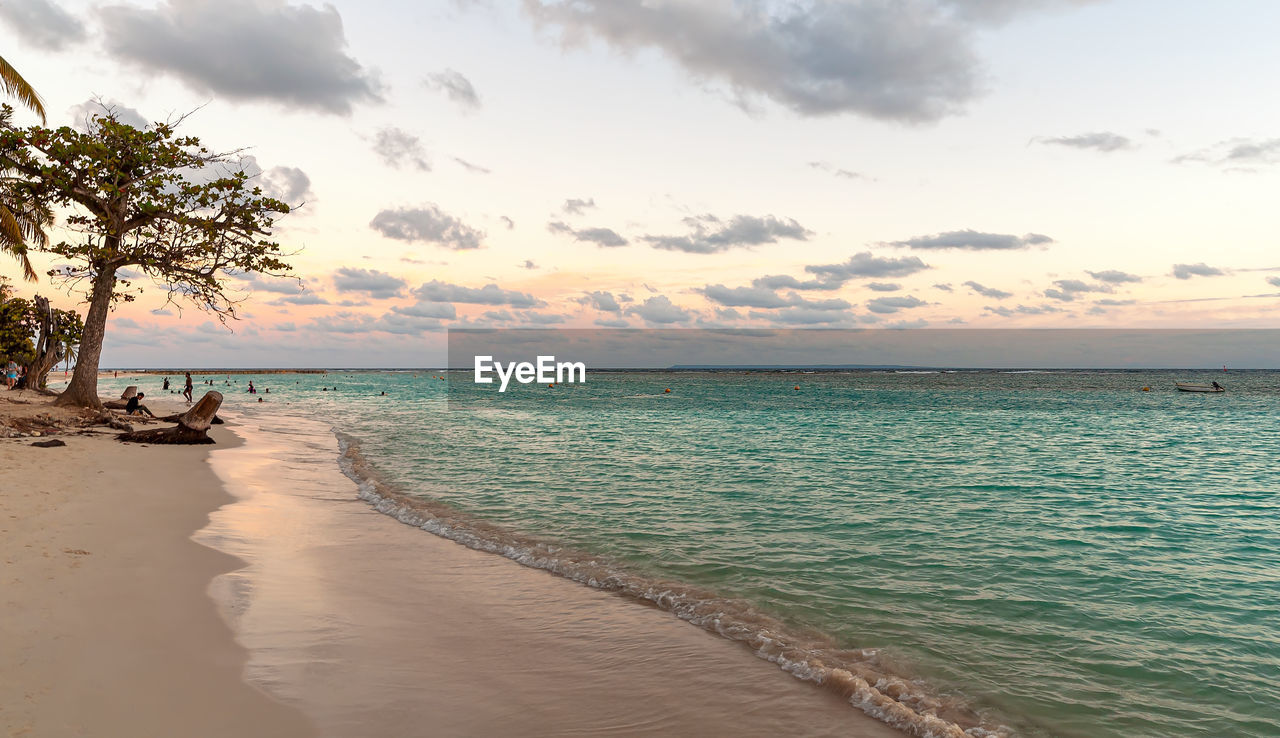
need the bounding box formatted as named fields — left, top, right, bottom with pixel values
left=664, top=388, right=671, bottom=393
left=794, top=385, right=800, bottom=390
left=1142, top=387, right=1151, bottom=392
left=548, top=384, right=554, bottom=388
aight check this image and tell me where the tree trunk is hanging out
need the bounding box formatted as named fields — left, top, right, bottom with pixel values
left=30, top=296, right=58, bottom=390
left=53, top=266, right=115, bottom=410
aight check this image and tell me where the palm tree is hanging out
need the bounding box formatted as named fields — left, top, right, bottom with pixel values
left=0, top=54, right=47, bottom=281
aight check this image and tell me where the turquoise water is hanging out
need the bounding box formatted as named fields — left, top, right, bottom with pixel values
left=106, top=370, right=1280, bottom=737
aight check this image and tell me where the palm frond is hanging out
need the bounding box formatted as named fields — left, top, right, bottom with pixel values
left=0, top=54, right=46, bottom=123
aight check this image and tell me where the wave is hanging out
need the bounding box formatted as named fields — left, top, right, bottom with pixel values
left=334, top=430, right=1014, bottom=738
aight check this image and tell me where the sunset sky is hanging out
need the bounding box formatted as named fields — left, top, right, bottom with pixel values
left=2, top=0, right=1279, bottom=366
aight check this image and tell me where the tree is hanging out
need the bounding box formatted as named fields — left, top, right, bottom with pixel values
left=0, top=54, right=48, bottom=280
left=0, top=276, right=84, bottom=390
left=0, top=107, right=293, bottom=409
left=29, top=294, right=84, bottom=390
left=0, top=278, right=37, bottom=363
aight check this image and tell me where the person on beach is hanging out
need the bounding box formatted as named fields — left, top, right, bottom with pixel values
left=163, top=377, right=170, bottom=390
left=4, top=359, right=17, bottom=389
left=183, top=372, right=193, bottom=403
left=248, top=381, right=256, bottom=394
left=125, top=392, right=156, bottom=418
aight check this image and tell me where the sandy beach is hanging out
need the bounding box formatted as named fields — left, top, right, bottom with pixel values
left=0, top=395, right=312, bottom=738
left=1, top=392, right=904, bottom=738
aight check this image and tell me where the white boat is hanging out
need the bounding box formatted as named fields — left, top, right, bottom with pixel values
left=1175, top=382, right=1224, bottom=393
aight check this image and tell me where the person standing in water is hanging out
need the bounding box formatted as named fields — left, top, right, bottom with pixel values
left=183, top=372, right=194, bottom=403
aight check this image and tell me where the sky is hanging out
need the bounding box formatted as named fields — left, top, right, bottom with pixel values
left=1, top=0, right=1278, bottom=367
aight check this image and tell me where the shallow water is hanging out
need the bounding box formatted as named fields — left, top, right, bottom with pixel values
left=108, top=370, right=1280, bottom=737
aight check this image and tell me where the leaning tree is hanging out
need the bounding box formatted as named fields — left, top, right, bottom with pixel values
left=0, top=105, right=293, bottom=409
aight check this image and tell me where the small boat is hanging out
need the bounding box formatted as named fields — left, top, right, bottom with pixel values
left=1175, top=382, right=1224, bottom=393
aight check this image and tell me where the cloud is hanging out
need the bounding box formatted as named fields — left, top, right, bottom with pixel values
left=425, top=68, right=481, bottom=109
left=749, top=308, right=853, bottom=325
left=595, top=318, right=632, bottom=328
left=98, top=0, right=381, bottom=115
left=701, top=284, right=850, bottom=311
left=1043, top=279, right=1113, bottom=302
left=0, top=0, right=86, bottom=51
left=547, top=221, right=628, bottom=247
left=963, top=280, right=1012, bottom=299
left=866, top=295, right=928, bottom=314
left=701, top=284, right=789, bottom=309
left=1095, top=299, right=1136, bottom=306
left=500, top=216, right=516, bottom=230
left=1087, top=269, right=1142, bottom=284
left=751, top=274, right=838, bottom=291
left=214, top=155, right=314, bottom=203
left=1268, top=276, right=1280, bottom=288
left=643, top=214, right=811, bottom=254
left=373, top=128, right=431, bottom=171
left=519, top=260, right=539, bottom=270
left=578, top=291, right=622, bottom=313
left=520, top=0, right=981, bottom=122
left=452, top=157, right=490, bottom=174
left=369, top=205, right=485, bottom=250
left=808, top=161, right=864, bottom=180
left=332, top=267, right=407, bottom=299
left=69, top=99, right=147, bottom=130
left=805, top=251, right=930, bottom=283
left=270, top=293, right=330, bottom=306
left=413, top=280, right=544, bottom=308
left=562, top=198, right=596, bottom=215
left=1175, top=138, right=1280, bottom=169
left=933, top=283, right=953, bottom=292
left=886, top=229, right=1053, bottom=250
left=628, top=295, right=692, bottom=324
left=1171, top=263, right=1226, bottom=280
left=259, top=165, right=313, bottom=203
left=984, top=303, right=1062, bottom=317
left=1035, top=131, right=1132, bottom=152
left=227, top=270, right=305, bottom=295
left=516, top=311, right=567, bottom=325
left=391, top=302, right=457, bottom=320
left=942, top=0, right=1102, bottom=24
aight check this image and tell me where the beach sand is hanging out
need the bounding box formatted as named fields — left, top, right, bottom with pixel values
left=2, top=393, right=903, bottom=737
left=0, top=397, right=313, bottom=738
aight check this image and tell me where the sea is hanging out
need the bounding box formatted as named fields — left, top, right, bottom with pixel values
left=97, top=369, right=1280, bottom=738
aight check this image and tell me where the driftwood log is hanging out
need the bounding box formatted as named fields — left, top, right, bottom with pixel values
left=96, top=412, right=134, bottom=432
left=103, top=386, right=140, bottom=410
left=118, top=391, right=222, bottom=445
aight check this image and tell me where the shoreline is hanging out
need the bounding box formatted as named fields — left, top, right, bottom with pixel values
left=3, top=394, right=904, bottom=737
left=202, top=410, right=908, bottom=737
